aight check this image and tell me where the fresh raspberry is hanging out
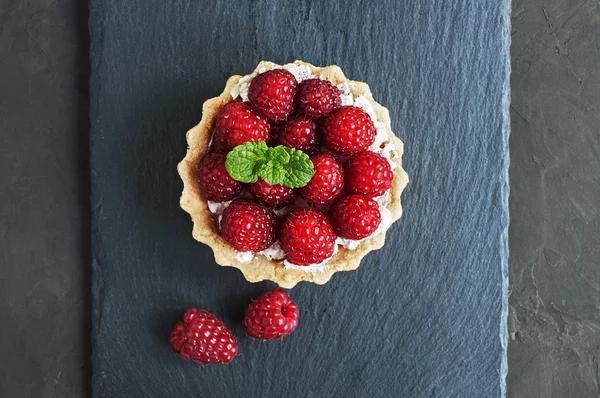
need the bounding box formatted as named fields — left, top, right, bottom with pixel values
left=169, top=309, right=237, bottom=365
left=249, top=178, right=295, bottom=208
left=330, top=194, right=381, bottom=240
left=280, top=208, right=337, bottom=265
left=213, top=102, right=270, bottom=150
left=271, top=115, right=317, bottom=153
left=197, top=152, right=242, bottom=202
left=296, top=78, right=342, bottom=117
left=243, top=289, right=299, bottom=340
left=300, top=153, right=344, bottom=206
left=220, top=199, right=276, bottom=252
left=248, top=69, right=297, bottom=123
left=345, top=151, right=393, bottom=197
left=322, top=106, right=376, bottom=156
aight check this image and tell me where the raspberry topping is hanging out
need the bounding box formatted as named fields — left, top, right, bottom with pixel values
left=213, top=102, right=270, bottom=150
left=299, top=153, right=344, bottom=206
left=201, top=66, right=399, bottom=263
left=249, top=178, right=295, bottom=208
left=322, top=106, right=376, bottom=156
left=330, top=194, right=381, bottom=240
left=297, top=78, right=342, bottom=117
left=280, top=208, right=337, bottom=265
left=220, top=199, right=276, bottom=252
left=345, top=151, right=393, bottom=197
left=271, top=115, right=317, bottom=153
left=243, top=289, right=299, bottom=340
left=197, top=152, right=242, bottom=202
left=169, top=309, right=237, bottom=365
left=248, top=69, right=297, bottom=123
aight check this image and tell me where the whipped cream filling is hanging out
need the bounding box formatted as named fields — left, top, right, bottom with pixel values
left=220, top=64, right=397, bottom=269
left=235, top=241, right=286, bottom=263
left=282, top=244, right=339, bottom=274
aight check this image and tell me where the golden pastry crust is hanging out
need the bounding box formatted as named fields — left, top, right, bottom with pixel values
left=177, top=61, right=409, bottom=288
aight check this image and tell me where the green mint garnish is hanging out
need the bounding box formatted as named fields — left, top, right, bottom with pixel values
left=225, top=142, right=314, bottom=188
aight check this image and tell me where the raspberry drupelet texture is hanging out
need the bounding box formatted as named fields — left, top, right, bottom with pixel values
left=345, top=150, right=394, bottom=197
left=271, top=114, right=317, bottom=153
left=248, top=69, right=297, bottom=123
left=296, top=78, right=342, bottom=117
left=169, top=309, right=238, bottom=365
left=243, top=289, right=299, bottom=340
left=299, top=153, right=344, bottom=206
left=280, top=208, right=337, bottom=265
left=197, top=152, right=242, bottom=202
left=330, top=194, right=382, bottom=240
left=322, top=106, right=376, bottom=156
left=213, top=102, right=270, bottom=150
left=249, top=178, right=295, bottom=208
left=220, top=199, right=276, bottom=252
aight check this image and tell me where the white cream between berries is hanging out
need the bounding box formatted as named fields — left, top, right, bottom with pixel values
left=204, top=62, right=399, bottom=271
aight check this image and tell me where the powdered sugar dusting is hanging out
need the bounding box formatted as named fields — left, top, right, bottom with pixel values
left=235, top=251, right=254, bottom=262
left=353, top=95, right=377, bottom=120
left=282, top=63, right=313, bottom=83
left=337, top=82, right=354, bottom=106
left=231, top=74, right=253, bottom=102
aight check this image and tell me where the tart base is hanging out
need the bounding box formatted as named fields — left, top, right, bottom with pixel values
left=177, top=61, right=409, bottom=288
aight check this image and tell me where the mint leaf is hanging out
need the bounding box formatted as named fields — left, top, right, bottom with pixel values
left=258, top=160, right=286, bottom=185
left=225, top=142, right=314, bottom=188
left=259, top=146, right=292, bottom=185
left=265, top=145, right=291, bottom=164
left=281, top=147, right=315, bottom=188
left=225, top=141, right=268, bottom=183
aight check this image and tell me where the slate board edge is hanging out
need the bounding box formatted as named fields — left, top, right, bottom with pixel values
left=88, top=0, right=104, bottom=395
left=499, top=0, right=512, bottom=396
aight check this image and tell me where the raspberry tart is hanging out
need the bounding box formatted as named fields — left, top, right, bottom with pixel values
left=178, top=61, right=409, bottom=288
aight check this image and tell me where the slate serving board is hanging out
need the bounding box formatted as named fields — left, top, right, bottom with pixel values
left=90, top=1, right=511, bottom=396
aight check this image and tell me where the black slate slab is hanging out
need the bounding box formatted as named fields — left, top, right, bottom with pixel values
left=90, top=1, right=510, bottom=397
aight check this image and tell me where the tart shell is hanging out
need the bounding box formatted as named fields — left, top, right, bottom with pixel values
left=177, top=61, right=409, bottom=288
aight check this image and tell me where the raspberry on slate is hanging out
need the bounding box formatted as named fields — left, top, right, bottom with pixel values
left=213, top=102, right=270, bottom=150
left=296, top=78, right=342, bottom=117
left=220, top=199, right=276, bottom=252
left=271, top=114, right=317, bottom=153
left=280, top=208, right=337, bottom=266
left=330, top=194, right=381, bottom=240
left=243, top=289, right=299, bottom=340
left=345, top=150, right=393, bottom=197
left=300, top=153, right=344, bottom=206
left=248, top=69, right=297, bottom=123
left=169, top=308, right=238, bottom=365
left=197, top=152, right=242, bottom=202
left=322, top=105, right=376, bottom=156
left=249, top=177, right=295, bottom=208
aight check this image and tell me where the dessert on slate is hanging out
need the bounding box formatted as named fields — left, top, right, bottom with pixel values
left=178, top=61, right=409, bottom=288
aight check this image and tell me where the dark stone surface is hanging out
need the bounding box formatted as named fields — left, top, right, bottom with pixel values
left=0, top=0, right=91, bottom=396
left=508, top=1, right=600, bottom=397
left=88, top=1, right=509, bottom=397
left=3, top=0, right=599, bottom=397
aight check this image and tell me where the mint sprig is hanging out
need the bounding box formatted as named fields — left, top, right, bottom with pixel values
left=225, top=142, right=314, bottom=188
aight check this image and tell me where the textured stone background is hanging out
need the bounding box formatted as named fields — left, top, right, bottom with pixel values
left=0, top=0, right=91, bottom=396
left=508, top=1, right=600, bottom=397
left=0, top=0, right=598, bottom=397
